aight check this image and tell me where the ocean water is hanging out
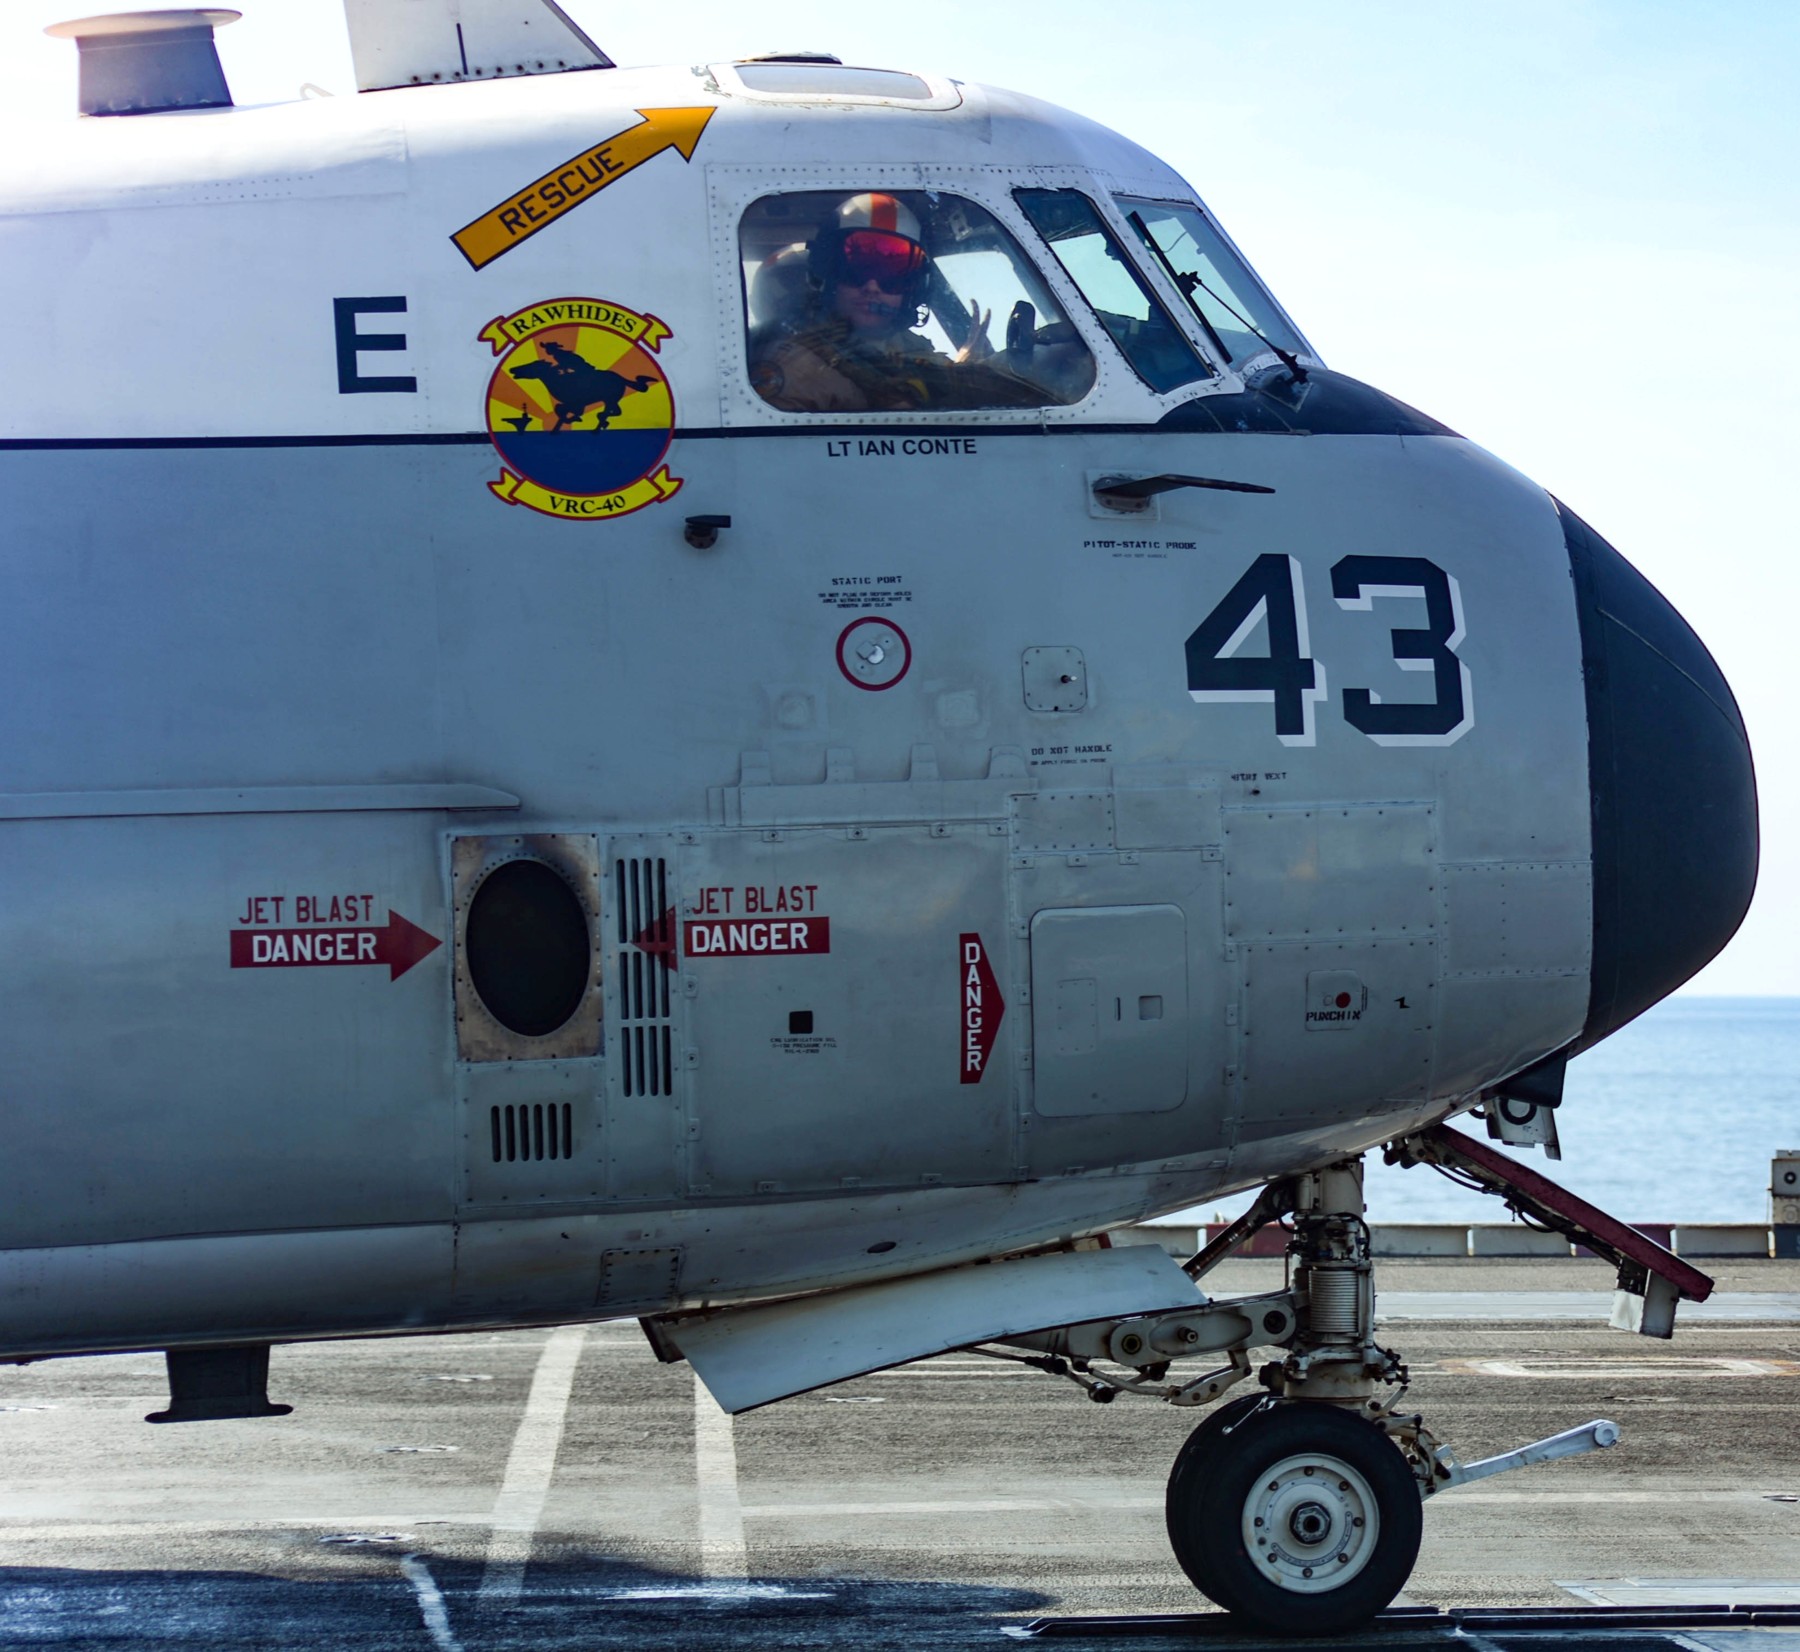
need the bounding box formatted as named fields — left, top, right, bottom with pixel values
left=1194, top=996, right=1800, bottom=1226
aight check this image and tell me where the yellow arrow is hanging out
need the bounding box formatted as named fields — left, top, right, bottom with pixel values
left=452, top=106, right=717, bottom=272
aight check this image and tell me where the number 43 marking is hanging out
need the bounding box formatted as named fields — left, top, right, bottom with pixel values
left=1184, top=553, right=1473, bottom=747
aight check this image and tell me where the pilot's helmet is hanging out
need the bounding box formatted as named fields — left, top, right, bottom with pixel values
left=750, top=241, right=812, bottom=328
left=810, top=192, right=930, bottom=305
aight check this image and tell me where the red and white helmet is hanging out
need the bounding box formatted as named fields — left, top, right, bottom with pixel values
left=833, top=190, right=923, bottom=244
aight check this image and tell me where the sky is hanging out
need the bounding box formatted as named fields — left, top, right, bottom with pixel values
left=2, top=1, right=1794, bottom=994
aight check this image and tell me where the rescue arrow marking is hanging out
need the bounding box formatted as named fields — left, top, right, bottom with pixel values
left=451, top=107, right=717, bottom=272
left=230, top=911, right=442, bottom=981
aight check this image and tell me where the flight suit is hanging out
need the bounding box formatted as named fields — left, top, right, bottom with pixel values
left=750, top=316, right=957, bottom=413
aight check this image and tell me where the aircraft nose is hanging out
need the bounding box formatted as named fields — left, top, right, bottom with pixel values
left=1561, top=503, right=1758, bottom=1048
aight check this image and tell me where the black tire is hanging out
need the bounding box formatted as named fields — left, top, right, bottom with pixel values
left=1165, top=1394, right=1267, bottom=1613
left=1165, top=1400, right=1422, bottom=1637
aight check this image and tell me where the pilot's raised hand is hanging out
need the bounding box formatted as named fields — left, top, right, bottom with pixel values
left=954, top=300, right=994, bottom=364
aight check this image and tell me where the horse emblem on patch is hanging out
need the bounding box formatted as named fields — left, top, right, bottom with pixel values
left=480, top=297, right=681, bottom=520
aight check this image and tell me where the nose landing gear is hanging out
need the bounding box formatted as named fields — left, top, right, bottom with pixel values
left=991, top=1148, right=1642, bottom=1635
left=987, top=1142, right=1663, bottom=1632
left=1162, top=1158, right=1425, bottom=1635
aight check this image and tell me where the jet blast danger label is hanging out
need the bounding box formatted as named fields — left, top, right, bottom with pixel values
left=678, top=885, right=830, bottom=959
left=960, top=933, right=1004, bottom=1083
left=230, top=895, right=441, bottom=982
left=683, top=917, right=830, bottom=958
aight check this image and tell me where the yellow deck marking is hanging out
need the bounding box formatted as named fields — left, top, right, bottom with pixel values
left=452, top=106, right=716, bottom=271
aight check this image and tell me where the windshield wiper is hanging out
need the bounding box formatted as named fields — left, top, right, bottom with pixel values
left=1127, top=210, right=1307, bottom=384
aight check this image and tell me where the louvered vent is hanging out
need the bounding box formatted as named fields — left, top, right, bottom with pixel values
left=489, top=1102, right=575, bottom=1162
left=616, top=857, right=675, bottom=1097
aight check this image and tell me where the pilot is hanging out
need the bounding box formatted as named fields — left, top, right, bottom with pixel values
left=750, top=192, right=978, bottom=413
left=746, top=241, right=812, bottom=339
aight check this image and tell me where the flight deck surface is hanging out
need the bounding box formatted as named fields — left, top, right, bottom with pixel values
left=2, top=1258, right=1796, bottom=1651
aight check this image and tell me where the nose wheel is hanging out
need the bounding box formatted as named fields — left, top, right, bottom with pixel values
left=1165, top=1399, right=1422, bottom=1637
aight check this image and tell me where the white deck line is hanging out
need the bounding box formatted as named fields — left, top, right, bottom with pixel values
left=475, top=1325, right=586, bottom=1604
left=1379, top=1292, right=1800, bottom=1321
left=693, top=1369, right=748, bottom=1579
left=400, top=1553, right=463, bottom=1652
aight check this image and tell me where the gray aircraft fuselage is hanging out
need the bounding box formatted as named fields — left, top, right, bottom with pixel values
left=0, top=52, right=1756, bottom=1361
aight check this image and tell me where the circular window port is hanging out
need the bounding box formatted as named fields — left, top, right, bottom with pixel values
left=466, top=859, right=592, bottom=1038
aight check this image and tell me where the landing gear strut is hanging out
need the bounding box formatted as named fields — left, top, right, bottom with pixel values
left=1165, top=1157, right=1422, bottom=1635
left=995, top=1149, right=1637, bottom=1636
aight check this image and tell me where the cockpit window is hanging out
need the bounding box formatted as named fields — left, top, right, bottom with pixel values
left=1014, top=189, right=1214, bottom=395
left=1117, top=196, right=1310, bottom=368
left=740, top=190, right=1096, bottom=414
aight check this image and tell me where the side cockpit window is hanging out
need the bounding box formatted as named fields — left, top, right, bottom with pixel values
left=741, top=190, right=1096, bottom=414
left=1014, top=189, right=1214, bottom=395
left=1117, top=196, right=1312, bottom=369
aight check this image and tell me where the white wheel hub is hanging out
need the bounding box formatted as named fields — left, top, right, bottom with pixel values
left=1241, top=1451, right=1380, bottom=1594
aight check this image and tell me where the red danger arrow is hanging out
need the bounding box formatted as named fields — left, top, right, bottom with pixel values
left=960, top=932, right=1004, bottom=1083
left=230, top=910, right=442, bottom=981
left=632, top=905, right=679, bottom=972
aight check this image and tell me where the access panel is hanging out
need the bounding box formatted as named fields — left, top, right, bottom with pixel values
left=1030, top=904, right=1188, bottom=1116
left=681, top=823, right=1012, bottom=1196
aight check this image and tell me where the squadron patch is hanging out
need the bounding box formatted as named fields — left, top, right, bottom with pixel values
left=481, top=297, right=680, bottom=521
